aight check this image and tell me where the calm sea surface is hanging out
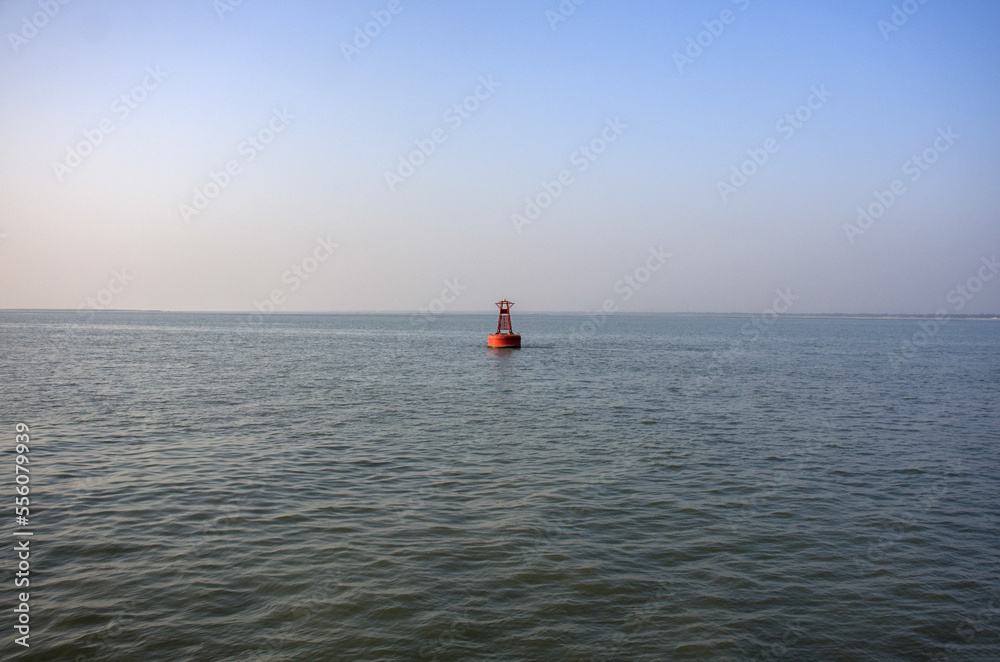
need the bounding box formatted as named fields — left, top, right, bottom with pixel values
left=1, top=311, right=998, bottom=661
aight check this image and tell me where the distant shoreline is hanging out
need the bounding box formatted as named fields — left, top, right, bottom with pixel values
left=633, top=313, right=1000, bottom=321
left=2, top=309, right=997, bottom=320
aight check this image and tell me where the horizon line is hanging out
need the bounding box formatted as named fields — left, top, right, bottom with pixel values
left=2, top=309, right=998, bottom=319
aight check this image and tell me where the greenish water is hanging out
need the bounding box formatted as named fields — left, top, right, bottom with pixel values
left=1, top=311, right=998, bottom=660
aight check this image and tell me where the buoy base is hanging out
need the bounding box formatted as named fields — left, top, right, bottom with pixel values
left=487, top=333, right=521, bottom=348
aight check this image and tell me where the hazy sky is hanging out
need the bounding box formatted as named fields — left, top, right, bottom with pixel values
left=1, top=0, right=998, bottom=314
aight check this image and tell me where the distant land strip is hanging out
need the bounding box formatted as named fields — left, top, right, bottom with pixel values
left=1, top=310, right=997, bottom=320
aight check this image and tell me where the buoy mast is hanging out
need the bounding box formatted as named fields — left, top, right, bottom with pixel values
left=487, top=299, right=521, bottom=348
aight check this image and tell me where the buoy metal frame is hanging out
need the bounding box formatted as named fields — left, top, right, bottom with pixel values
left=487, top=299, right=521, bottom=348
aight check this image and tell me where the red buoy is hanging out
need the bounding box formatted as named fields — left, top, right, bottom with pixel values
left=487, top=299, right=521, bottom=348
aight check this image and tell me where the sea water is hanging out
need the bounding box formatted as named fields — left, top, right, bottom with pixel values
left=1, top=311, right=998, bottom=660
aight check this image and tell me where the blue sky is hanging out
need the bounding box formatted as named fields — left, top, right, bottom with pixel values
left=1, top=0, right=998, bottom=314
